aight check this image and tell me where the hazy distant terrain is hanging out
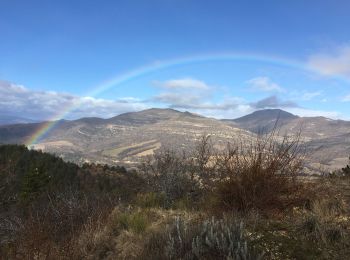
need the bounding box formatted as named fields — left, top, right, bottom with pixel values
left=0, top=114, right=38, bottom=125
left=229, top=109, right=350, bottom=172
left=0, top=108, right=349, bottom=172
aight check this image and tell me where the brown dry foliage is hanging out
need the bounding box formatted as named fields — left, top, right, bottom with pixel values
left=1, top=191, right=114, bottom=259
left=211, top=129, right=306, bottom=213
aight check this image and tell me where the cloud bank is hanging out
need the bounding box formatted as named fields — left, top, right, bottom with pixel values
left=0, top=81, right=147, bottom=120
left=0, top=77, right=343, bottom=121
left=250, top=95, right=297, bottom=109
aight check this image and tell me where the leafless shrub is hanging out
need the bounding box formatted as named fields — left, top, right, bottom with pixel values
left=140, top=128, right=306, bottom=213
left=212, top=129, right=306, bottom=213
left=139, top=148, right=202, bottom=208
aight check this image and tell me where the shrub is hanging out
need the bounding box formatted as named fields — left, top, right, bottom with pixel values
left=212, top=130, right=305, bottom=213
left=142, top=216, right=264, bottom=259
left=298, top=199, right=346, bottom=245
left=113, top=210, right=149, bottom=234
left=0, top=189, right=115, bottom=259
left=191, top=217, right=264, bottom=260
left=139, top=148, right=201, bottom=208
left=135, top=192, right=166, bottom=208
left=20, top=167, right=50, bottom=202
left=341, top=156, right=350, bottom=177
left=74, top=217, right=115, bottom=259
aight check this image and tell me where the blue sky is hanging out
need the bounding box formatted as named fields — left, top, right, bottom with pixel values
left=1, top=0, right=350, bottom=120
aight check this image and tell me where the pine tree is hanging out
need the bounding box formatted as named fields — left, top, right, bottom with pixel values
left=20, top=167, right=50, bottom=202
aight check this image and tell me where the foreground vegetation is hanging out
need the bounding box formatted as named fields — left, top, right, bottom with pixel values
left=0, top=133, right=349, bottom=259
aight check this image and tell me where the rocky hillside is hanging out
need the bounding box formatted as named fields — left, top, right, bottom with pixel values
left=1, top=108, right=349, bottom=171
left=0, top=109, right=252, bottom=165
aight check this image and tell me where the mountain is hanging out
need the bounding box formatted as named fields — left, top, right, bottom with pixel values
left=232, top=108, right=350, bottom=140
left=1, top=108, right=349, bottom=172
left=107, top=108, right=196, bottom=125
left=225, top=109, right=299, bottom=134
left=0, top=108, right=252, bottom=165
left=231, top=109, right=350, bottom=171
left=305, top=132, right=350, bottom=172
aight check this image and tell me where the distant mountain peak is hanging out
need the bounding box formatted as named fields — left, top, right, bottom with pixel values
left=142, top=107, right=179, bottom=113
left=107, top=107, right=201, bottom=125
left=236, top=109, right=298, bottom=122
left=231, top=109, right=298, bottom=134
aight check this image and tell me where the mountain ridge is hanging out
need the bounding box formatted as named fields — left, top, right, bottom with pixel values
left=0, top=108, right=349, bottom=171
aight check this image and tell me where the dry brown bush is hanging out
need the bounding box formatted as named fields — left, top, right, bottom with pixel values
left=1, top=191, right=114, bottom=259
left=139, top=129, right=307, bottom=214
left=212, top=129, right=306, bottom=213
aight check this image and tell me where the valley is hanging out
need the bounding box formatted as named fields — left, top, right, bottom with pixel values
left=1, top=108, right=349, bottom=173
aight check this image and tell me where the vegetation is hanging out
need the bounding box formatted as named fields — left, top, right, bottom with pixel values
left=341, top=156, right=350, bottom=176
left=0, top=131, right=350, bottom=259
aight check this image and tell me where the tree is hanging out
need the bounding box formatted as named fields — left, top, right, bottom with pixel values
left=20, top=167, right=50, bottom=202
left=341, top=156, right=350, bottom=176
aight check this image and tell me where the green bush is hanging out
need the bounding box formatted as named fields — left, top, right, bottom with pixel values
left=20, top=167, right=50, bottom=202
left=135, top=192, right=166, bottom=208
left=114, top=210, right=149, bottom=234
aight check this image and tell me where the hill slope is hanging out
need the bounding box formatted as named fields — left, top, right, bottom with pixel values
left=0, top=109, right=252, bottom=165
left=1, top=108, right=349, bottom=171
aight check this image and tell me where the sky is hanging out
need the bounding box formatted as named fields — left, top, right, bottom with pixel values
left=1, top=0, right=350, bottom=121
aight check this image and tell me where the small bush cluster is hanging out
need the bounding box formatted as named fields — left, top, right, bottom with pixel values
left=140, top=132, right=305, bottom=213
left=135, top=192, right=166, bottom=208
left=143, top=216, right=264, bottom=259
left=298, top=199, right=346, bottom=245
left=113, top=209, right=150, bottom=234
left=139, top=147, right=204, bottom=209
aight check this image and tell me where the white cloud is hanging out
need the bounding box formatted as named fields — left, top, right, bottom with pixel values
left=151, top=78, right=244, bottom=112
left=250, top=95, right=297, bottom=109
left=0, top=81, right=148, bottom=120
left=301, top=91, right=322, bottom=101
left=154, top=78, right=210, bottom=90
left=153, top=92, right=203, bottom=107
left=179, top=104, right=252, bottom=119
left=1, top=78, right=346, bottom=122
left=286, top=108, right=340, bottom=119
left=342, top=94, right=350, bottom=102
left=152, top=92, right=242, bottom=110
left=246, top=77, right=284, bottom=92
left=307, top=45, right=350, bottom=77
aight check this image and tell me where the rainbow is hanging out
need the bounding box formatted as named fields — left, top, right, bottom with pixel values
left=24, top=51, right=327, bottom=146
